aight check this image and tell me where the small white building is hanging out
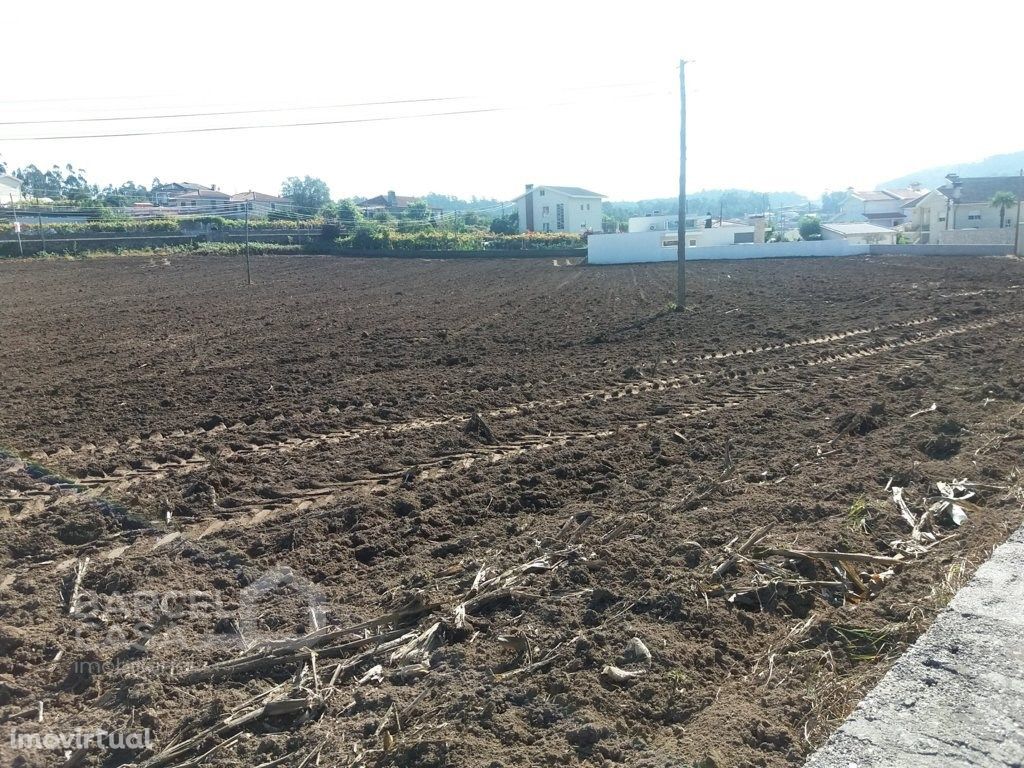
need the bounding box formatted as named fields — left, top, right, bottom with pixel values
left=515, top=185, right=603, bottom=233
left=821, top=222, right=897, bottom=245
left=0, top=175, right=24, bottom=204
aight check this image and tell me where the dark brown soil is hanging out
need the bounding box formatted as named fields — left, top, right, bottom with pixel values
left=1, top=253, right=1023, bottom=768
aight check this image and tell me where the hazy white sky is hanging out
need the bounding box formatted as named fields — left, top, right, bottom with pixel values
left=2, top=0, right=1022, bottom=202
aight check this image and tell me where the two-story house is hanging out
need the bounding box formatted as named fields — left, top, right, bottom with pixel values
left=910, top=174, right=1024, bottom=239
left=833, top=186, right=926, bottom=229
left=515, top=185, right=603, bottom=234
left=165, top=187, right=231, bottom=213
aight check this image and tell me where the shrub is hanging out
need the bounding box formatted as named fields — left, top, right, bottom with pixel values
left=798, top=216, right=822, bottom=241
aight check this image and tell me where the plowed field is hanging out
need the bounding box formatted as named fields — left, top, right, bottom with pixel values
left=2, top=253, right=1023, bottom=767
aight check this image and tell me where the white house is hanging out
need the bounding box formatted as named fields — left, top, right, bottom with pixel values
left=0, top=175, right=23, bottom=205
left=515, top=185, right=603, bottom=233
left=166, top=188, right=231, bottom=213
left=821, top=222, right=897, bottom=245
left=228, top=191, right=295, bottom=219
left=834, top=187, right=926, bottom=228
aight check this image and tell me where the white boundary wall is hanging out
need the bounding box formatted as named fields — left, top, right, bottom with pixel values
left=587, top=231, right=862, bottom=264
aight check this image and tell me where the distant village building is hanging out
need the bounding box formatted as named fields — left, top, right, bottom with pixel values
left=821, top=222, right=897, bottom=245
left=0, top=174, right=24, bottom=204
left=356, top=191, right=441, bottom=218
left=228, top=191, right=294, bottom=219
left=515, top=185, right=604, bottom=233
left=628, top=214, right=764, bottom=246
left=628, top=213, right=691, bottom=232
left=833, top=186, right=926, bottom=229
left=909, top=174, right=1024, bottom=241
left=165, top=187, right=230, bottom=213
left=150, top=182, right=218, bottom=206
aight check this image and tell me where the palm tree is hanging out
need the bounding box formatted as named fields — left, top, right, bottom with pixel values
left=990, top=191, right=1018, bottom=228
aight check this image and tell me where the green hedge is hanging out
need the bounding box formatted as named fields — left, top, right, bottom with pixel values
left=333, top=229, right=584, bottom=251
left=0, top=218, right=183, bottom=236
left=0, top=217, right=319, bottom=237
left=1, top=241, right=305, bottom=260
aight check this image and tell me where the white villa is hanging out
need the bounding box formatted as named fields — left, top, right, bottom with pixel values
left=515, top=185, right=603, bottom=234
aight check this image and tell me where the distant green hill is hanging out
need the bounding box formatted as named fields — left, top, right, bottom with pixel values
left=881, top=151, right=1024, bottom=190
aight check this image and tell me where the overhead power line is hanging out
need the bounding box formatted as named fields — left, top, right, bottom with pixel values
left=0, top=89, right=668, bottom=142
left=0, top=95, right=466, bottom=126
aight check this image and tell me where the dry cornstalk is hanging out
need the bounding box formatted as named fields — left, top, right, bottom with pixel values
left=712, top=523, right=773, bottom=579
left=66, top=557, right=90, bottom=615
left=139, top=696, right=312, bottom=768
left=390, top=622, right=441, bottom=666
left=494, top=648, right=564, bottom=682
left=752, top=548, right=904, bottom=567
left=178, top=627, right=412, bottom=684
left=600, top=514, right=648, bottom=544
left=674, top=441, right=735, bottom=511
left=468, top=564, right=487, bottom=596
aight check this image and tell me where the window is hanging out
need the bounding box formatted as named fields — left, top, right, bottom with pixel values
left=938, top=216, right=946, bottom=222
left=556, top=203, right=565, bottom=230
left=968, top=211, right=982, bottom=221
left=689, top=239, right=697, bottom=246
left=543, top=223, right=551, bottom=232
left=539, top=189, right=545, bottom=197
left=580, top=204, right=584, bottom=211
left=541, top=205, right=549, bottom=215
left=587, top=203, right=591, bottom=210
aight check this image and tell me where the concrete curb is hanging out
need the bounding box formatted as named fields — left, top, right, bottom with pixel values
left=805, top=524, right=1024, bottom=767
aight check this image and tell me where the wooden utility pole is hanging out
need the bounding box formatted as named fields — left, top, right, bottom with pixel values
left=1016, top=171, right=1023, bottom=257
left=1015, top=198, right=1022, bottom=257
left=675, top=60, right=687, bottom=310
left=244, top=199, right=252, bottom=286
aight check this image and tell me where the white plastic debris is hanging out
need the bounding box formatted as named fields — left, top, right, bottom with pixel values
left=601, top=665, right=646, bottom=684
left=624, top=637, right=652, bottom=664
